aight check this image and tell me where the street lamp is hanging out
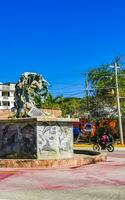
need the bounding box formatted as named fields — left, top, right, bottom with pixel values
left=110, top=63, right=124, bottom=145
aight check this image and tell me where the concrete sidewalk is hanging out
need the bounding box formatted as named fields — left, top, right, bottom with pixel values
left=0, top=187, right=124, bottom=200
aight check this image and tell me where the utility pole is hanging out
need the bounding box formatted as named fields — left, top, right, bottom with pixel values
left=114, top=62, right=124, bottom=145
left=85, top=73, right=89, bottom=111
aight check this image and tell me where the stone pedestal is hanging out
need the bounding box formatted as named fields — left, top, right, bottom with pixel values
left=37, top=118, right=76, bottom=159
left=0, top=117, right=78, bottom=159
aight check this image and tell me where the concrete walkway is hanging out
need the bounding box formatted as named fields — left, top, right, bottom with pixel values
left=0, top=152, right=125, bottom=200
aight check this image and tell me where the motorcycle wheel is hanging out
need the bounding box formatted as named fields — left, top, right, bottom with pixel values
left=93, top=144, right=101, bottom=151
left=107, top=144, right=114, bottom=152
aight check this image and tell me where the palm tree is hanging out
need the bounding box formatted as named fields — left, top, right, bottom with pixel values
left=42, top=93, right=64, bottom=109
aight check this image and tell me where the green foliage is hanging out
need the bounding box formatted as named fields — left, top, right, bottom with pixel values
left=41, top=93, right=86, bottom=117
left=88, top=59, right=125, bottom=117
left=42, top=93, right=62, bottom=109
left=59, top=97, right=85, bottom=117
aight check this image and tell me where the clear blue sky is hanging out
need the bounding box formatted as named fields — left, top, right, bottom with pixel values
left=0, top=0, right=125, bottom=97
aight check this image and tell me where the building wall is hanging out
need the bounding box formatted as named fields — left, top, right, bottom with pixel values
left=0, top=83, right=15, bottom=110
left=0, top=108, right=62, bottom=119
left=0, top=110, right=13, bottom=119
left=41, top=108, right=62, bottom=118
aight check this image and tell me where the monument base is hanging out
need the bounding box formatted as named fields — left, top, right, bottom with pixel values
left=0, top=152, right=107, bottom=168
left=0, top=117, right=78, bottom=160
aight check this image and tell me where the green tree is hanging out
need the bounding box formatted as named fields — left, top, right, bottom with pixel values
left=88, top=58, right=125, bottom=118
left=42, top=93, right=63, bottom=109
left=34, top=93, right=85, bottom=118
left=59, top=97, right=85, bottom=117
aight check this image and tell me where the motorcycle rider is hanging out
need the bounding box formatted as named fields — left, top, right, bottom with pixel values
left=106, top=132, right=114, bottom=144
left=100, top=132, right=109, bottom=145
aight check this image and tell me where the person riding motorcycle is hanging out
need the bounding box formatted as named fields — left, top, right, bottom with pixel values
left=99, top=132, right=109, bottom=146
left=98, top=132, right=114, bottom=149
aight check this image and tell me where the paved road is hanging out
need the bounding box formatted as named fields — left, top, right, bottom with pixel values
left=108, top=150, right=125, bottom=158
left=0, top=151, right=125, bottom=200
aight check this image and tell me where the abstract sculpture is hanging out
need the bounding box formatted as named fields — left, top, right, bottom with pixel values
left=14, top=72, right=49, bottom=117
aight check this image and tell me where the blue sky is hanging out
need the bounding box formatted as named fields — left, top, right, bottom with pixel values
left=0, top=0, right=125, bottom=97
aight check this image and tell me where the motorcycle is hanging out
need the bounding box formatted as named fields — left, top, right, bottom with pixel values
left=93, top=142, right=114, bottom=152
